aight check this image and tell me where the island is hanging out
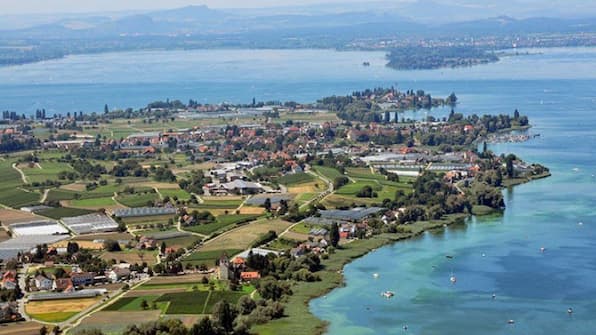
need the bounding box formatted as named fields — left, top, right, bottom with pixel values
left=386, top=46, right=500, bottom=70
left=0, top=88, right=548, bottom=335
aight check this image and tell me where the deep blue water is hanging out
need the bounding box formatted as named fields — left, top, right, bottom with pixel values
left=2, top=47, right=596, bottom=334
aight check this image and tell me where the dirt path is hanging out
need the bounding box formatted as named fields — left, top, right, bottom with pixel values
left=40, top=189, right=49, bottom=203
left=12, top=163, right=28, bottom=184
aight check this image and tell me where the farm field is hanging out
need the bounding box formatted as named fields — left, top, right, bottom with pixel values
left=70, top=310, right=161, bottom=335
left=101, top=250, right=158, bottom=266
left=0, top=208, right=40, bottom=226
left=200, top=218, right=293, bottom=252
left=69, top=197, right=119, bottom=209
left=293, top=192, right=318, bottom=206
left=183, top=214, right=260, bottom=235
left=46, top=188, right=79, bottom=202
left=0, top=321, right=43, bottom=335
left=312, top=166, right=343, bottom=180
left=182, top=249, right=243, bottom=267
left=19, top=162, right=73, bottom=184
left=37, top=207, right=95, bottom=220
left=159, top=188, right=192, bottom=200
left=116, top=192, right=160, bottom=207
left=275, top=172, right=314, bottom=186
left=26, top=297, right=101, bottom=322
left=102, top=295, right=167, bottom=312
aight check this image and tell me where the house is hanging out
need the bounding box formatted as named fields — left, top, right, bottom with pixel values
left=221, top=180, right=264, bottom=195
left=108, top=267, right=131, bottom=282
left=53, top=278, right=74, bottom=293
left=71, top=272, right=95, bottom=287
left=34, top=275, right=54, bottom=291
left=137, top=236, right=157, bottom=250
left=240, top=272, right=261, bottom=281
left=1, top=271, right=17, bottom=290
left=0, top=302, right=20, bottom=322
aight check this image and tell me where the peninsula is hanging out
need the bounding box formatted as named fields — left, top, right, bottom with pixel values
left=0, top=88, right=548, bottom=335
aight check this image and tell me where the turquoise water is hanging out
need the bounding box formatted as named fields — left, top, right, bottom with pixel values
left=2, top=47, right=596, bottom=114
left=310, top=50, right=596, bottom=334
left=2, top=47, right=596, bottom=334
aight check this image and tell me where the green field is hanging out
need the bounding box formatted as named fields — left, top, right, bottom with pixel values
left=156, top=290, right=246, bottom=314
left=117, top=193, right=160, bottom=207
left=312, top=166, right=343, bottom=180
left=21, top=162, right=73, bottom=184
left=156, top=291, right=210, bottom=314
left=294, top=192, right=318, bottom=206
left=159, top=188, right=192, bottom=200
left=345, top=167, right=386, bottom=181
left=71, top=197, right=118, bottom=208
left=103, top=295, right=167, bottom=312
left=46, top=189, right=79, bottom=202
left=29, top=311, right=78, bottom=322
left=0, top=160, right=41, bottom=208
left=275, top=173, right=314, bottom=186
left=183, top=249, right=243, bottom=267
left=193, top=199, right=243, bottom=209
left=184, top=214, right=259, bottom=235
left=335, top=181, right=382, bottom=196
left=37, top=207, right=95, bottom=220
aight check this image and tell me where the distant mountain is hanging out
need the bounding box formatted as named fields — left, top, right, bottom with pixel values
left=1, top=4, right=596, bottom=41
left=439, top=16, right=596, bottom=36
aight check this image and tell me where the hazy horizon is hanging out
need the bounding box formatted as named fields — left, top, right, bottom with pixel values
left=2, top=0, right=596, bottom=17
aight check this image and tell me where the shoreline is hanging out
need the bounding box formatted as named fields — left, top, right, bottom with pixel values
left=253, top=174, right=549, bottom=335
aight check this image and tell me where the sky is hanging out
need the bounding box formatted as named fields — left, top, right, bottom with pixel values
left=1, top=0, right=595, bottom=17
left=0, top=0, right=384, bottom=14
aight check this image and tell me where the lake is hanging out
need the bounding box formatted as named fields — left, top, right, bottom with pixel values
left=2, top=47, right=596, bottom=334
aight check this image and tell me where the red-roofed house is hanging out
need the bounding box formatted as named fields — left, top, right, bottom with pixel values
left=240, top=272, right=261, bottom=281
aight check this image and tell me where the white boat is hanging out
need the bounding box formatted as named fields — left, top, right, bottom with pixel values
left=450, top=273, right=457, bottom=284
left=381, top=291, right=395, bottom=298
left=373, top=273, right=379, bottom=279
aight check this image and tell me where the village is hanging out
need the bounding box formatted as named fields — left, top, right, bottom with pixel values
left=0, top=89, right=549, bottom=335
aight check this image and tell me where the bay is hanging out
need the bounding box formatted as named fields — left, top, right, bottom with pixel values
left=310, top=49, right=596, bottom=334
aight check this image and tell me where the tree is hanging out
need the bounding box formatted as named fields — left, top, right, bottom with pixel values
left=103, top=240, right=121, bottom=252
left=330, top=222, right=340, bottom=247
left=39, top=326, right=48, bottom=335
left=66, top=242, right=79, bottom=255
left=212, top=300, right=237, bottom=333
left=505, top=154, right=516, bottom=178
left=263, top=198, right=272, bottom=212
left=140, top=299, right=148, bottom=310
left=333, top=176, right=349, bottom=190
left=160, top=241, right=166, bottom=254
left=190, top=317, right=217, bottom=335
left=104, top=104, right=109, bottom=114
left=237, top=296, right=257, bottom=315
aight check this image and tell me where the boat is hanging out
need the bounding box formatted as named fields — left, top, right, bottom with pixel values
left=540, top=247, right=546, bottom=253
left=362, top=61, right=371, bottom=67
left=373, top=273, right=380, bottom=279
left=508, top=320, right=515, bottom=324
left=568, top=307, right=573, bottom=314
left=381, top=291, right=395, bottom=298
left=445, top=255, right=454, bottom=259
left=450, top=273, right=457, bottom=284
